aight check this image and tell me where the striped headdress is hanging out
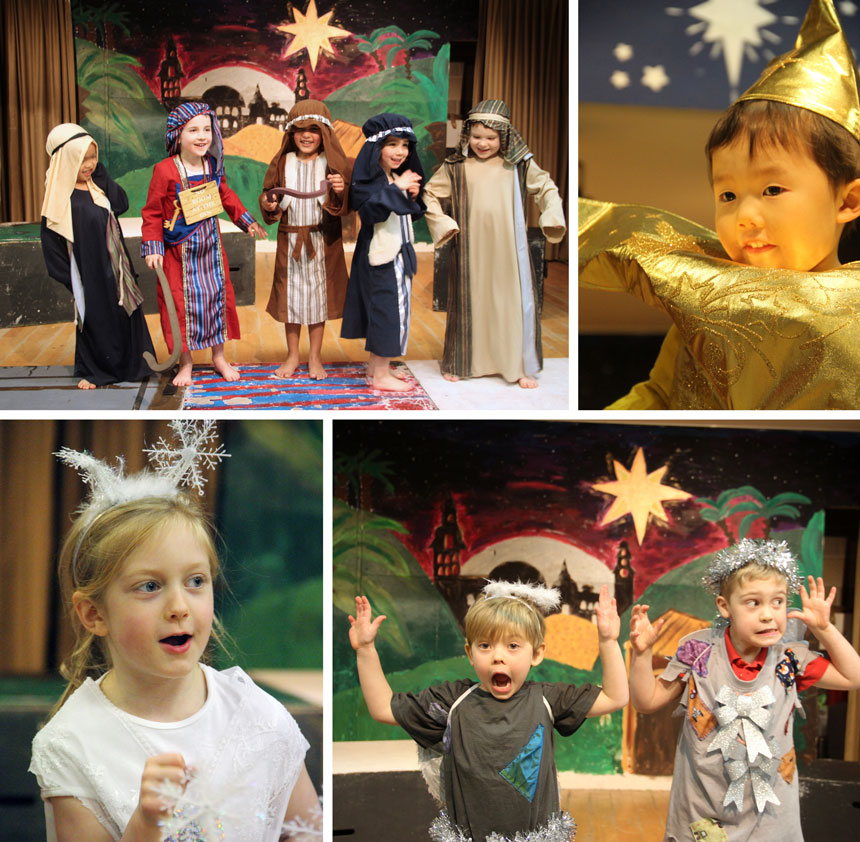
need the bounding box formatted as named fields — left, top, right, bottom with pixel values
left=460, top=99, right=531, bottom=165
left=165, top=101, right=225, bottom=175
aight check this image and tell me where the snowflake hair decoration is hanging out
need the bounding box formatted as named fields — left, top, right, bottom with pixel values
left=56, top=421, right=229, bottom=584
left=481, top=580, right=561, bottom=616
left=702, top=538, right=803, bottom=595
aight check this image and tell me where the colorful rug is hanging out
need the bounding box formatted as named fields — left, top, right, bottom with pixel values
left=181, top=362, right=438, bottom=410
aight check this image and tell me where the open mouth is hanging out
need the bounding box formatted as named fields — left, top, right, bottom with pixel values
left=160, top=633, right=192, bottom=652
left=491, top=672, right=512, bottom=692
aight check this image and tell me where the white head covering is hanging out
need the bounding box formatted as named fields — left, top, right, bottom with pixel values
left=42, top=124, right=109, bottom=242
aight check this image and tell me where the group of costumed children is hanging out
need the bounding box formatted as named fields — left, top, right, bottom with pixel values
left=40, top=97, right=565, bottom=392
left=351, top=540, right=860, bottom=842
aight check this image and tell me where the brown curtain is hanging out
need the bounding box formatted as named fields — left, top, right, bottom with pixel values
left=473, top=0, right=568, bottom=261
left=0, top=420, right=222, bottom=675
left=0, top=0, right=76, bottom=223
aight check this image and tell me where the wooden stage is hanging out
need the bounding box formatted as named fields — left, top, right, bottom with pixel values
left=0, top=248, right=568, bottom=384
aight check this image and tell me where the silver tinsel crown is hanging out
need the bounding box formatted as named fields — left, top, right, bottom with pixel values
left=702, top=538, right=802, bottom=594
left=57, top=421, right=229, bottom=583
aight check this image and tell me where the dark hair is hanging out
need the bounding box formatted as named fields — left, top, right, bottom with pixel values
left=706, top=100, right=860, bottom=241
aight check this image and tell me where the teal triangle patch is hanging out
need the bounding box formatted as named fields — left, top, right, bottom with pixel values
left=499, top=723, right=545, bottom=802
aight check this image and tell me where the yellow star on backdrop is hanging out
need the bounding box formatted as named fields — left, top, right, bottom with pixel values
left=592, top=447, right=692, bottom=544
left=276, top=0, right=352, bottom=71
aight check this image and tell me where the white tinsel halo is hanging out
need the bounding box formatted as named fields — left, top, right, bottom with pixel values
left=702, top=538, right=802, bottom=594
left=481, top=580, right=561, bottom=615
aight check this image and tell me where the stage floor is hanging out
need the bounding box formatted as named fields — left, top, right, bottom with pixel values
left=0, top=249, right=569, bottom=411
left=0, top=358, right=569, bottom=411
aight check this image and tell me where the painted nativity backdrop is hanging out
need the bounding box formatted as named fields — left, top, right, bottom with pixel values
left=71, top=0, right=475, bottom=240
left=333, top=422, right=860, bottom=776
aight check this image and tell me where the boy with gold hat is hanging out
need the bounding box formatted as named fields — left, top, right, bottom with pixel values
left=579, top=0, right=860, bottom=409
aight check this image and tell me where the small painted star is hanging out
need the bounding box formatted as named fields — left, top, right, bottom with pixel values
left=613, top=43, right=634, bottom=62
left=641, top=64, right=670, bottom=92
left=610, top=70, right=631, bottom=89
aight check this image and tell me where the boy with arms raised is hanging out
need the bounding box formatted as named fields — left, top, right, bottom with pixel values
left=629, top=539, right=860, bottom=841
left=350, top=582, right=628, bottom=841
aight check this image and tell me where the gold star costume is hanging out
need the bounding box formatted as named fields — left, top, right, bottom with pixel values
left=580, top=0, right=860, bottom=409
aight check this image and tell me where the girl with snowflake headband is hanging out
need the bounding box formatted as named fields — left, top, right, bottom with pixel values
left=349, top=580, right=628, bottom=841
left=29, top=422, right=320, bottom=842
left=629, top=538, right=860, bottom=841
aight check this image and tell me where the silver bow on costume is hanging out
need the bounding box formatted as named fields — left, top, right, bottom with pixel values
left=707, top=685, right=781, bottom=812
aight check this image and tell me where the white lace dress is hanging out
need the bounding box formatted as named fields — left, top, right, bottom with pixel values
left=29, top=664, right=309, bottom=842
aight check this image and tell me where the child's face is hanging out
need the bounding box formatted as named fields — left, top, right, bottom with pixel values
left=715, top=572, right=788, bottom=659
left=95, top=518, right=214, bottom=687
left=711, top=138, right=850, bottom=271
left=76, top=143, right=98, bottom=184
left=179, top=114, right=213, bottom=161
left=379, top=137, right=409, bottom=175
left=465, top=630, right=545, bottom=700
left=469, top=124, right=501, bottom=160
left=293, top=126, right=322, bottom=158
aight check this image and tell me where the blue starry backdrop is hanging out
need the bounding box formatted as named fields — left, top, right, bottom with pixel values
left=580, top=0, right=860, bottom=108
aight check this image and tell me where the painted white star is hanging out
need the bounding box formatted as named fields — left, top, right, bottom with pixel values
left=840, top=1, right=858, bottom=16
left=610, top=69, right=631, bottom=89
left=614, top=42, right=634, bottom=62
left=641, top=64, right=670, bottom=91
left=678, top=0, right=782, bottom=98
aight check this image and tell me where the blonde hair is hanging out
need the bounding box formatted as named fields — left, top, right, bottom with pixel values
left=51, top=494, right=227, bottom=718
left=464, top=594, right=546, bottom=650
left=720, top=561, right=789, bottom=598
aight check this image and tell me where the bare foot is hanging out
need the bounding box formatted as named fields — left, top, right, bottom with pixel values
left=388, top=365, right=407, bottom=380
left=77, top=378, right=97, bottom=390
left=442, top=373, right=460, bottom=382
left=172, top=363, right=193, bottom=387
left=213, top=357, right=241, bottom=382
left=518, top=376, right=539, bottom=389
left=370, top=371, right=414, bottom=392
left=272, top=357, right=300, bottom=379
left=308, top=357, right=328, bottom=380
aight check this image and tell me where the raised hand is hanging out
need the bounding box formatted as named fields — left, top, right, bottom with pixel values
left=595, top=585, right=621, bottom=642
left=393, top=169, right=422, bottom=196
left=629, top=604, right=665, bottom=655
left=787, top=575, right=837, bottom=634
left=348, top=595, right=387, bottom=651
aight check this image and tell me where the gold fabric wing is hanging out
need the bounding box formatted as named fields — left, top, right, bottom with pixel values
left=579, top=198, right=860, bottom=409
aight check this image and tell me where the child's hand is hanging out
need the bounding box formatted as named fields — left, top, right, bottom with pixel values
left=135, top=753, right=187, bottom=828
left=595, top=585, right=620, bottom=643
left=261, top=197, right=279, bottom=212
left=393, top=169, right=422, bottom=196
left=248, top=221, right=268, bottom=240
left=327, top=173, right=345, bottom=195
left=145, top=253, right=163, bottom=272
left=629, top=604, right=665, bottom=654
left=348, top=595, right=386, bottom=651
left=788, top=576, right=837, bottom=635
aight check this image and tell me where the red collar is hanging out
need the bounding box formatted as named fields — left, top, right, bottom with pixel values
left=724, top=627, right=767, bottom=679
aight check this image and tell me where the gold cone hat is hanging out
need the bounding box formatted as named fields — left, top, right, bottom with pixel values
left=736, top=0, right=860, bottom=142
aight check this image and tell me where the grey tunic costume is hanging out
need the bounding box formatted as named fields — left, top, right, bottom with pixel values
left=660, top=627, right=823, bottom=842
left=391, top=679, right=600, bottom=842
